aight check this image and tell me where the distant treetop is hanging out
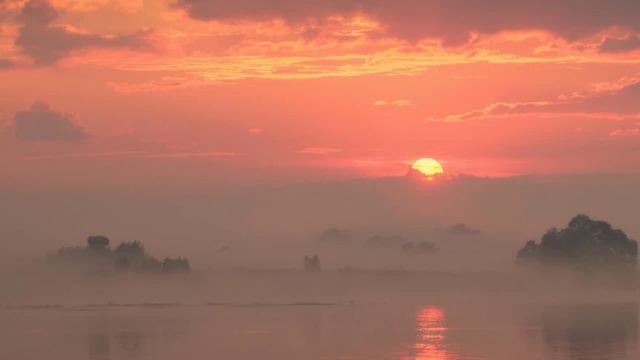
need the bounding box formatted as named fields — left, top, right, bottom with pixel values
left=87, top=235, right=110, bottom=251
left=446, top=223, right=482, bottom=236
left=115, top=241, right=145, bottom=256
left=317, top=227, right=351, bottom=245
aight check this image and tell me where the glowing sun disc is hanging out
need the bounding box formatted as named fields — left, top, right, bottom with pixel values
left=412, top=158, right=444, bottom=178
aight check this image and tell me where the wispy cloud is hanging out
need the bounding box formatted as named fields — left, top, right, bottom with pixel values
left=435, top=79, right=640, bottom=123
left=19, top=150, right=241, bottom=160
left=141, top=151, right=241, bottom=159
left=297, top=147, right=342, bottom=155
left=610, top=126, right=640, bottom=137
left=373, top=99, right=412, bottom=107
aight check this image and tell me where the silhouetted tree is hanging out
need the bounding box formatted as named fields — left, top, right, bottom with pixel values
left=48, top=246, right=85, bottom=263
left=114, top=241, right=145, bottom=256
left=517, top=240, right=540, bottom=260
left=317, top=227, right=351, bottom=246
left=143, top=257, right=163, bottom=272
left=115, top=256, right=131, bottom=270
left=304, top=255, right=321, bottom=272
left=402, top=241, right=439, bottom=255
left=517, top=214, right=638, bottom=271
left=46, top=237, right=191, bottom=275
left=87, top=236, right=110, bottom=251
left=162, top=258, right=190, bottom=273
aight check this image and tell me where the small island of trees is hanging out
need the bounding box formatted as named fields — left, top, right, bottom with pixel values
left=516, top=214, right=638, bottom=272
left=47, top=235, right=190, bottom=275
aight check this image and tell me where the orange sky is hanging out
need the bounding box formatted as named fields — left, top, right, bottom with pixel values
left=1, top=0, right=640, bottom=186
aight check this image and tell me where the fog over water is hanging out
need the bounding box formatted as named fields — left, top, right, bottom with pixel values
left=3, top=0, right=640, bottom=357
left=2, top=173, right=640, bottom=360
left=2, top=173, right=639, bottom=270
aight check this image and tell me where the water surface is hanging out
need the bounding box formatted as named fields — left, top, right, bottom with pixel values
left=2, top=301, right=637, bottom=360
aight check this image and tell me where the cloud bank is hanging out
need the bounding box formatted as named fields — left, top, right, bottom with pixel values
left=174, top=0, right=640, bottom=44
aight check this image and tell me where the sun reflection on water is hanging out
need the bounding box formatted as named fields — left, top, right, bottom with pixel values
left=402, top=306, right=454, bottom=360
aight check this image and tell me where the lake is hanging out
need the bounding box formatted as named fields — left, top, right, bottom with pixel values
left=1, top=300, right=638, bottom=360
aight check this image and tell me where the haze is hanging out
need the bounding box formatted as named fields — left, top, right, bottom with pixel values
left=2, top=1, right=640, bottom=359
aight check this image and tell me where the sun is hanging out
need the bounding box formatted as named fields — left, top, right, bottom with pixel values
left=412, top=158, right=444, bottom=179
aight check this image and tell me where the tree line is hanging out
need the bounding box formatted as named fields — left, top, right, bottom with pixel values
left=47, top=235, right=190, bottom=274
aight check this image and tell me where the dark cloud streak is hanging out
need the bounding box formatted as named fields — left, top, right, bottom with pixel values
left=0, top=59, right=15, bottom=69
left=600, top=35, right=640, bottom=53
left=174, top=0, right=640, bottom=44
left=15, top=0, right=149, bottom=64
